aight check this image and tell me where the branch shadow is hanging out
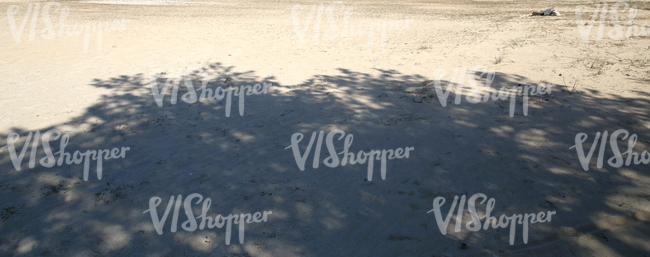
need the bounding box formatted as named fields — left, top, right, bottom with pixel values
left=1, top=63, right=649, bottom=256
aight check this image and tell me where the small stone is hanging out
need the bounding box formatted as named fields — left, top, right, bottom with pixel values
left=543, top=7, right=555, bottom=16
left=533, top=7, right=560, bottom=16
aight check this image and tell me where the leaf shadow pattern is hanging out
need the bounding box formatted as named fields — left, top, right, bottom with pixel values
left=0, top=63, right=649, bottom=256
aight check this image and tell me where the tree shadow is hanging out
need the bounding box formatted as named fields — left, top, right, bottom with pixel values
left=1, top=63, right=649, bottom=256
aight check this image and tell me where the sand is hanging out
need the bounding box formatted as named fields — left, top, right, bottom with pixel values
left=1, top=0, right=650, bottom=256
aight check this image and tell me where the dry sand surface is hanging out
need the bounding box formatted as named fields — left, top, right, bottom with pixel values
left=1, top=0, right=650, bottom=256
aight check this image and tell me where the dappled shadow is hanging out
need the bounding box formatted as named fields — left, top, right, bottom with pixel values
left=1, top=63, right=649, bottom=256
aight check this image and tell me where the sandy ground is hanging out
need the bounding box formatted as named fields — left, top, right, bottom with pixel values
left=1, top=0, right=650, bottom=256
